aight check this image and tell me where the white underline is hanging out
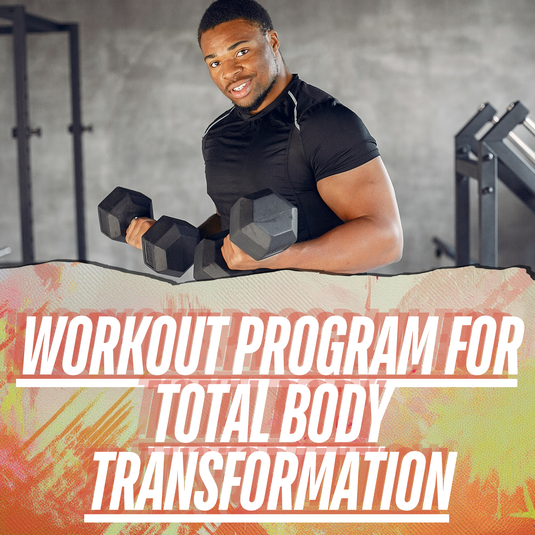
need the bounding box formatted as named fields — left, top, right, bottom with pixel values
left=387, top=378, right=516, bottom=387
left=16, top=379, right=143, bottom=388
left=16, top=378, right=516, bottom=388
left=84, top=513, right=449, bottom=523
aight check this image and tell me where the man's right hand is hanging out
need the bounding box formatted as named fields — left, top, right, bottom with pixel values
left=125, top=217, right=156, bottom=250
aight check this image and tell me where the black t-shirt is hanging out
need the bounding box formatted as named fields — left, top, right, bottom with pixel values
left=202, top=75, right=380, bottom=242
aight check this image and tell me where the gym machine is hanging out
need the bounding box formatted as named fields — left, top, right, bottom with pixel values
left=435, top=101, right=535, bottom=267
left=0, top=5, right=90, bottom=265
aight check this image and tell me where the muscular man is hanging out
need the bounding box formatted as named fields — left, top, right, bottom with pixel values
left=127, top=0, right=403, bottom=275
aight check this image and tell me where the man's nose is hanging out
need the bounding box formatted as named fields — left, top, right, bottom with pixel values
left=222, top=59, right=243, bottom=80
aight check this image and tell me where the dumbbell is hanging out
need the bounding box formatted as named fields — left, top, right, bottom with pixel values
left=98, top=186, right=200, bottom=277
left=194, top=231, right=255, bottom=280
left=194, top=189, right=297, bottom=281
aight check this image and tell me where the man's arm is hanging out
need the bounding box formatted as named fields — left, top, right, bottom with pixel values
left=220, top=156, right=403, bottom=274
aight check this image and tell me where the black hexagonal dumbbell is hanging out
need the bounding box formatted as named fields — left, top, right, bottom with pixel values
left=193, top=231, right=255, bottom=281
left=98, top=186, right=153, bottom=241
left=98, top=186, right=200, bottom=278
left=193, top=189, right=297, bottom=281
left=229, top=188, right=298, bottom=260
left=141, top=215, right=200, bottom=277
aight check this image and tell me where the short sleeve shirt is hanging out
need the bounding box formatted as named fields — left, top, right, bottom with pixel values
left=202, top=75, right=379, bottom=242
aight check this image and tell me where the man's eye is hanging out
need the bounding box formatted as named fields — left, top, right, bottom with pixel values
left=210, top=61, right=220, bottom=68
left=236, top=49, right=249, bottom=57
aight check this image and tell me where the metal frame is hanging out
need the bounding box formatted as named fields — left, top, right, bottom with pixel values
left=0, top=5, right=87, bottom=264
left=454, top=102, right=496, bottom=266
left=454, top=101, right=535, bottom=267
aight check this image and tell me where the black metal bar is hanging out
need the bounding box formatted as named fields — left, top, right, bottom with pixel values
left=0, top=6, right=66, bottom=32
left=24, top=13, right=66, bottom=31
left=490, top=141, right=535, bottom=192
left=497, top=160, right=535, bottom=213
left=478, top=143, right=498, bottom=267
left=433, top=237, right=455, bottom=260
left=12, top=5, right=34, bottom=264
left=0, top=6, right=16, bottom=17
left=0, top=262, right=25, bottom=268
left=455, top=172, right=471, bottom=266
left=455, top=159, right=477, bottom=178
left=0, top=27, right=72, bottom=34
left=455, top=102, right=497, bottom=155
left=67, top=23, right=87, bottom=261
left=454, top=104, right=497, bottom=267
left=0, top=26, right=70, bottom=34
left=483, top=101, right=529, bottom=143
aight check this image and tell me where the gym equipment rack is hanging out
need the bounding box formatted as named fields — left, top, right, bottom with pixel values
left=0, top=5, right=89, bottom=265
left=453, top=101, right=535, bottom=267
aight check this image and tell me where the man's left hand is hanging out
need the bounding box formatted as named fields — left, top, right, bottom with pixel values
left=221, top=235, right=281, bottom=271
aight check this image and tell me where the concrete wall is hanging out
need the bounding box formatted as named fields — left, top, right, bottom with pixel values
left=1, top=0, right=534, bottom=280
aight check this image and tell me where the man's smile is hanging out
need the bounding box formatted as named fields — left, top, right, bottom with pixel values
left=229, top=79, right=253, bottom=98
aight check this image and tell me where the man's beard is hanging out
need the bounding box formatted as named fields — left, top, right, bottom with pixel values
left=236, top=69, right=280, bottom=114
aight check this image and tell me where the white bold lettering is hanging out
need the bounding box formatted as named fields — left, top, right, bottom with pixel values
left=288, top=316, right=319, bottom=375
left=63, top=316, right=92, bottom=375
left=23, top=316, right=68, bottom=375
left=233, top=317, right=264, bottom=374
left=91, top=451, right=118, bottom=509
left=259, top=316, right=291, bottom=374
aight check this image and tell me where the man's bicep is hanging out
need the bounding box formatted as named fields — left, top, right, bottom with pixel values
left=317, top=156, right=401, bottom=224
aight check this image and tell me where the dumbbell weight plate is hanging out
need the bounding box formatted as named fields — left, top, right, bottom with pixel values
left=143, top=216, right=200, bottom=277
left=229, top=188, right=298, bottom=261
left=98, top=186, right=153, bottom=242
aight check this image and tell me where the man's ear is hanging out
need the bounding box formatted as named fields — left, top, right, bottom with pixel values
left=268, top=29, right=280, bottom=54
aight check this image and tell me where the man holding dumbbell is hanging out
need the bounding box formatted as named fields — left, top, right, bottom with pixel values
left=125, top=0, right=403, bottom=276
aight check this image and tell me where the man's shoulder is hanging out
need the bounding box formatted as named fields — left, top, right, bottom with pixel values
left=293, top=78, right=335, bottom=105
left=292, top=78, right=357, bottom=123
left=291, top=78, right=378, bottom=170
left=291, top=78, right=337, bottom=113
left=292, top=78, right=365, bottom=136
left=203, top=106, right=236, bottom=137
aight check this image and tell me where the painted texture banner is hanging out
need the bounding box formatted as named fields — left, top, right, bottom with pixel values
left=1, top=262, right=534, bottom=534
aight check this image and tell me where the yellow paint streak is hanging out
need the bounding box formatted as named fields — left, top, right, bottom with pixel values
left=81, top=389, right=134, bottom=443
left=510, top=484, right=535, bottom=519
left=424, top=359, right=535, bottom=493
left=0, top=384, right=24, bottom=434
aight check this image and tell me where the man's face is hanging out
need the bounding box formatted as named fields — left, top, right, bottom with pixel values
left=200, top=19, right=281, bottom=114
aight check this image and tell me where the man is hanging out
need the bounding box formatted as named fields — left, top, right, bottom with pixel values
left=127, top=0, right=402, bottom=275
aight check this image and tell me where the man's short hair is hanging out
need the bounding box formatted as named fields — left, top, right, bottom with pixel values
left=198, top=0, right=274, bottom=43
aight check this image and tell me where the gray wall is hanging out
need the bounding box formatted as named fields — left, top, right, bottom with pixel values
left=1, top=0, right=534, bottom=280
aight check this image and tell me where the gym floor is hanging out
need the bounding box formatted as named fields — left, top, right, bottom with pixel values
left=0, top=0, right=534, bottom=280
